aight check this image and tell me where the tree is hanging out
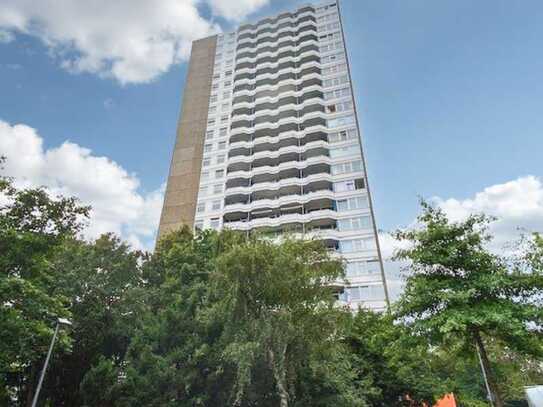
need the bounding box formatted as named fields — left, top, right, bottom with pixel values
left=0, top=169, right=89, bottom=405
left=393, top=202, right=543, bottom=407
left=116, top=228, right=238, bottom=406
left=42, top=234, right=144, bottom=406
left=213, top=235, right=365, bottom=406
left=345, top=309, right=449, bottom=406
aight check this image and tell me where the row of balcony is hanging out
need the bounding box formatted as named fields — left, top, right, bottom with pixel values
left=234, top=59, right=320, bottom=84
left=231, top=104, right=324, bottom=130
left=229, top=118, right=326, bottom=143
left=233, top=77, right=322, bottom=100
left=228, top=131, right=327, bottom=154
left=236, top=43, right=319, bottom=65
left=232, top=83, right=322, bottom=107
left=232, top=91, right=323, bottom=117
left=237, top=21, right=316, bottom=51
left=238, top=6, right=315, bottom=35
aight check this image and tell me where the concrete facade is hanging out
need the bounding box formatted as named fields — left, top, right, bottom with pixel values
left=157, top=36, right=217, bottom=239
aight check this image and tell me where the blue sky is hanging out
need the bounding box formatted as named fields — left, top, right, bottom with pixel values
left=1, top=0, right=542, bottom=255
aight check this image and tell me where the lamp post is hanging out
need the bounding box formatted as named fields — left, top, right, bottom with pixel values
left=31, top=318, right=72, bottom=407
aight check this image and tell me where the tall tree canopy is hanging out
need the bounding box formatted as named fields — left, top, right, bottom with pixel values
left=393, top=201, right=543, bottom=407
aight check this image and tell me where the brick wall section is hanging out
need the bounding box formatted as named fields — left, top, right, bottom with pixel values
left=157, top=35, right=217, bottom=240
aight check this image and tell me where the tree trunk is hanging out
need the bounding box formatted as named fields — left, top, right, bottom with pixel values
left=473, top=331, right=504, bottom=407
left=26, top=363, right=37, bottom=407
left=268, top=347, right=289, bottom=407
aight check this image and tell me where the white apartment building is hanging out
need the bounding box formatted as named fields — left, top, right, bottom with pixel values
left=158, top=2, right=389, bottom=311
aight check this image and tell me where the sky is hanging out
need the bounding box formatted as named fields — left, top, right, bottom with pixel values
left=1, top=0, right=542, bottom=286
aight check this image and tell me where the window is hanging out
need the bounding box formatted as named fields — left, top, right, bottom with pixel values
left=321, top=52, right=345, bottom=64
left=225, top=70, right=232, bottom=77
left=326, top=101, right=353, bottom=113
left=323, top=74, right=349, bottom=88
left=340, top=237, right=376, bottom=253
left=337, top=215, right=372, bottom=231
left=199, top=186, right=208, bottom=196
left=205, top=130, right=214, bottom=140
left=218, top=141, right=227, bottom=150
left=331, top=160, right=362, bottom=175
left=226, top=59, right=233, bottom=66
left=216, top=154, right=226, bottom=164
left=202, top=158, right=211, bottom=167
left=223, top=91, right=230, bottom=99
left=224, top=80, right=231, bottom=87
left=215, top=169, right=224, bottom=179
left=210, top=94, right=218, bottom=103
left=210, top=218, right=220, bottom=229
left=220, top=115, right=229, bottom=123
left=213, top=184, right=223, bottom=194
left=334, top=178, right=365, bottom=192
left=322, top=63, right=347, bottom=76
left=221, top=103, right=230, bottom=111
left=317, top=22, right=340, bottom=33
left=330, top=144, right=359, bottom=159
left=196, top=202, right=205, bottom=213
left=219, top=127, right=228, bottom=137
left=208, top=105, right=217, bottom=114
left=201, top=170, right=209, bottom=180
left=212, top=74, right=220, bottom=80
left=345, top=260, right=380, bottom=278
left=327, top=114, right=355, bottom=128
left=212, top=83, right=219, bottom=90
left=328, top=128, right=357, bottom=143
left=324, top=86, right=350, bottom=100
left=207, top=118, right=216, bottom=126
left=320, top=41, right=342, bottom=53
left=343, top=284, right=385, bottom=301
left=212, top=200, right=222, bottom=211
left=204, top=143, right=212, bottom=153
left=194, top=220, right=204, bottom=230
left=336, top=196, right=369, bottom=212
left=215, top=53, right=222, bottom=60
left=319, top=32, right=341, bottom=42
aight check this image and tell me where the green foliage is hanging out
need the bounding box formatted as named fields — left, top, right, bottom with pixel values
left=346, top=309, right=449, bottom=406
left=0, top=174, right=90, bottom=403
left=2, top=168, right=541, bottom=407
left=393, top=200, right=543, bottom=406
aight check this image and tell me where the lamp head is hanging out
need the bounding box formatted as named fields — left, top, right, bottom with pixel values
left=57, top=317, right=72, bottom=327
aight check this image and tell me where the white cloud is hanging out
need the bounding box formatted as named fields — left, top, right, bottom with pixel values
left=0, top=120, right=163, bottom=250
left=379, top=176, right=543, bottom=301
left=0, top=0, right=221, bottom=84
left=207, top=0, right=270, bottom=21
left=433, top=176, right=543, bottom=250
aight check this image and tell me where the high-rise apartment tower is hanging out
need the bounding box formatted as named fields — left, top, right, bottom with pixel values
left=158, top=1, right=389, bottom=310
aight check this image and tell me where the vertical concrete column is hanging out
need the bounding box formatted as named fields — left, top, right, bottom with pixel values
left=157, top=35, right=217, bottom=240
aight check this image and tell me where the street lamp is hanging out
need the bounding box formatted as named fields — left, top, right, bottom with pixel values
left=31, top=317, right=72, bottom=407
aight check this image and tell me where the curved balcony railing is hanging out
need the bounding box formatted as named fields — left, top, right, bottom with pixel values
left=236, top=43, right=319, bottom=66
left=229, top=121, right=327, bottom=144
left=226, top=155, right=332, bottom=180
left=224, top=173, right=334, bottom=196
left=228, top=132, right=328, bottom=155
left=223, top=190, right=336, bottom=212
left=232, top=83, right=323, bottom=108
left=238, top=6, right=315, bottom=35
left=234, top=55, right=321, bottom=84
left=230, top=109, right=326, bottom=135
left=237, top=24, right=317, bottom=52
left=223, top=208, right=337, bottom=231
